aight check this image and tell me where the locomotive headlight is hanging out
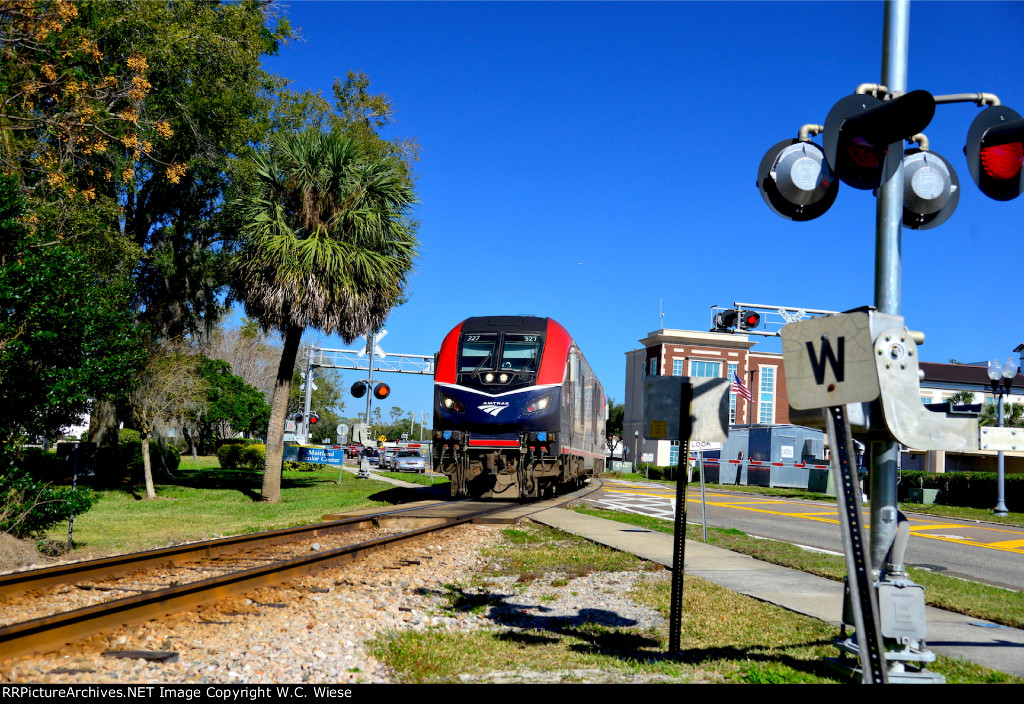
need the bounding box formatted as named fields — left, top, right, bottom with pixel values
left=525, top=394, right=553, bottom=414
left=484, top=373, right=495, bottom=383
left=499, top=373, right=509, bottom=383
left=441, top=394, right=465, bottom=413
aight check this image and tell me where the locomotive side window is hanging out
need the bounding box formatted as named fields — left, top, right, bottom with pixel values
left=500, top=335, right=543, bottom=372
left=459, top=334, right=498, bottom=372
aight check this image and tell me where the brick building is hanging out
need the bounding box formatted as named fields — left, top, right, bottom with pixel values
left=622, top=328, right=788, bottom=467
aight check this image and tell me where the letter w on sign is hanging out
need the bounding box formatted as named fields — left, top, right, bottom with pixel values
left=780, top=311, right=880, bottom=410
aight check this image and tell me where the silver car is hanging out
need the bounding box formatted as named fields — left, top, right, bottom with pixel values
left=393, top=450, right=426, bottom=473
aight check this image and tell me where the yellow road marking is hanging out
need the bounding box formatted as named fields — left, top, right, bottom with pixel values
left=908, top=523, right=969, bottom=532
left=985, top=540, right=1024, bottom=549
left=602, top=486, right=1024, bottom=554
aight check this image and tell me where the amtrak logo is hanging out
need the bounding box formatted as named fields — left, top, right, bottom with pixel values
left=478, top=402, right=510, bottom=416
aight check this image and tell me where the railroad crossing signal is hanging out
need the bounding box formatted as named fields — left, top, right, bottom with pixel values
left=308, top=412, right=320, bottom=426
left=901, top=148, right=960, bottom=230
left=823, top=90, right=936, bottom=191
left=757, top=139, right=838, bottom=221
left=714, top=308, right=760, bottom=332
left=760, top=88, right=1024, bottom=227
left=351, top=380, right=391, bottom=400
left=965, top=105, right=1024, bottom=201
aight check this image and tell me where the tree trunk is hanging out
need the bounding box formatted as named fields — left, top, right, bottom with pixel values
left=261, top=324, right=303, bottom=503
left=141, top=431, right=156, bottom=499
left=88, top=399, right=120, bottom=447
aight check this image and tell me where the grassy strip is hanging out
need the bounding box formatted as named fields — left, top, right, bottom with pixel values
left=606, top=473, right=1024, bottom=526
left=575, top=506, right=1024, bottom=629
left=44, top=463, right=396, bottom=555
left=370, top=524, right=1020, bottom=684
left=376, top=471, right=451, bottom=489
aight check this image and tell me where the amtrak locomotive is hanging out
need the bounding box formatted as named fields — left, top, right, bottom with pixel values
left=431, top=316, right=606, bottom=499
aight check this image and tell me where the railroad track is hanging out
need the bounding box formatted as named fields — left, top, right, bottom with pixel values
left=0, top=479, right=601, bottom=660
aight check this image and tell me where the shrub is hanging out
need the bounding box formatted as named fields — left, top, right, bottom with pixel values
left=0, top=447, right=96, bottom=538
left=217, top=443, right=242, bottom=470
left=899, top=470, right=1024, bottom=511
left=92, top=436, right=180, bottom=486
left=118, top=428, right=141, bottom=444
left=239, top=444, right=265, bottom=471
left=217, top=443, right=263, bottom=471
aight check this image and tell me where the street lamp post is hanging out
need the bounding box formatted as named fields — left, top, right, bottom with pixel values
left=633, top=429, right=640, bottom=475
left=988, top=356, right=1019, bottom=516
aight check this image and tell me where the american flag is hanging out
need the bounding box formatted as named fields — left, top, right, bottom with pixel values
left=732, top=372, right=752, bottom=402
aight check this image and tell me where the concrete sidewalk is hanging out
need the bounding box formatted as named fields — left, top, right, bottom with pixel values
left=529, top=507, right=1024, bottom=679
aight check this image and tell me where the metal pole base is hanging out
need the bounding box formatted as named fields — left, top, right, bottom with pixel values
left=829, top=637, right=945, bottom=684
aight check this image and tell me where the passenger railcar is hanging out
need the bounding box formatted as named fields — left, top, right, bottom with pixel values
left=431, top=316, right=606, bottom=499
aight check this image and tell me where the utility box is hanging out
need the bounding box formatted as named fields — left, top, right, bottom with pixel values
left=908, top=488, right=940, bottom=504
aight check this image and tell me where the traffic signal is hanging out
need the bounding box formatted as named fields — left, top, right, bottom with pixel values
left=757, top=139, right=838, bottom=221
left=294, top=412, right=304, bottom=423
left=901, top=148, right=960, bottom=230
left=308, top=412, right=320, bottom=426
left=823, top=90, right=936, bottom=190
left=738, top=310, right=761, bottom=330
left=351, top=381, right=368, bottom=398
left=965, top=105, right=1024, bottom=201
left=713, top=309, right=739, bottom=331
left=372, top=382, right=391, bottom=400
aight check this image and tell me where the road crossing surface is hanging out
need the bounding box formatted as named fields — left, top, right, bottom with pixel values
left=590, top=478, right=1024, bottom=590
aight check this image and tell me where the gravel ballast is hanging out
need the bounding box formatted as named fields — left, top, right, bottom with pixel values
left=0, top=523, right=666, bottom=684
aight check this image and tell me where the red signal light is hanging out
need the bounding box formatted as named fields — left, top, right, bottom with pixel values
left=980, top=142, right=1024, bottom=181
left=845, top=136, right=886, bottom=169
left=373, top=382, right=391, bottom=400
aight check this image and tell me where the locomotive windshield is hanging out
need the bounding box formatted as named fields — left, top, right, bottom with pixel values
left=500, top=334, right=542, bottom=372
left=458, top=332, right=544, bottom=379
left=459, top=334, right=498, bottom=372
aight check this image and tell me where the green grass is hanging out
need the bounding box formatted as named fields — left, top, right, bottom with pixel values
left=370, top=523, right=1021, bottom=684
left=575, top=505, right=1024, bottom=630
left=377, top=470, right=451, bottom=489
left=45, top=461, right=397, bottom=555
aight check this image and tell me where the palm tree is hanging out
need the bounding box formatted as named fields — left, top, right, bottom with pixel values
left=230, top=129, right=417, bottom=502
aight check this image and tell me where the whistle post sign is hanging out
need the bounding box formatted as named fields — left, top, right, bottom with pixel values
left=780, top=311, right=880, bottom=410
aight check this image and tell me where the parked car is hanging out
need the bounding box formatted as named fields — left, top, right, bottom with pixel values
left=393, top=450, right=426, bottom=473
left=380, top=448, right=399, bottom=469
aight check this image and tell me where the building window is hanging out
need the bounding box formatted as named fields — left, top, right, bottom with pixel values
left=649, top=357, right=658, bottom=376
left=672, top=359, right=683, bottom=376
left=758, top=366, right=775, bottom=424
left=669, top=441, right=679, bottom=467
left=728, top=363, right=738, bottom=424
left=690, top=360, right=721, bottom=378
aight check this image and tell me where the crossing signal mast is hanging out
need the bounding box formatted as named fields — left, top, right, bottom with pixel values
left=754, top=1, right=1024, bottom=683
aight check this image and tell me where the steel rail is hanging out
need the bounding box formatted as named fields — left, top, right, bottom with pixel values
left=0, top=500, right=459, bottom=599
left=0, top=503, right=513, bottom=660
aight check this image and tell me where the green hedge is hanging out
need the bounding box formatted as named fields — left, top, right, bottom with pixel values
left=899, top=470, right=1024, bottom=511
left=217, top=443, right=265, bottom=471
left=1, top=447, right=96, bottom=538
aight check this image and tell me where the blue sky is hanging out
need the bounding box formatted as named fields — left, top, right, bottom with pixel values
left=259, top=1, right=1024, bottom=422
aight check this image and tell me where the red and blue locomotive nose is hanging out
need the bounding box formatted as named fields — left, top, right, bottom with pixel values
left=434, top=384, right=561, bottom=431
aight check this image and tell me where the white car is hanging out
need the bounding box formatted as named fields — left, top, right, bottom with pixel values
left=392, top=450, right=426, bottom=473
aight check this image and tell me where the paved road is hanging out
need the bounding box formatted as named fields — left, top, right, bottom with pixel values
left=588, top=478, right=1024, bottom=591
